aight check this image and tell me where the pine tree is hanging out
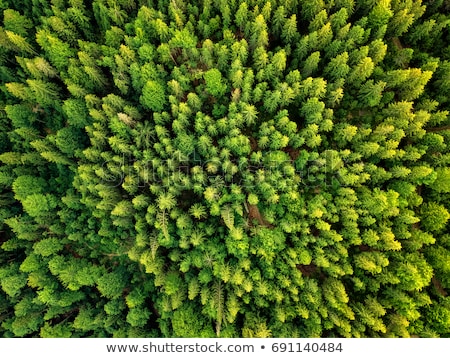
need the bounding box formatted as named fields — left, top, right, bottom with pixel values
left=140, top=80, right=166, bottom=111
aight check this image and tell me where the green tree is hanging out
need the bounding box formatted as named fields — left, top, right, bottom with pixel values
left=140, top=80, right=166, bottom=111
left=429, top=167, right=450, bottom=193
left=420, top=202, right=450, bottom=233
left=204, top=69, right=227, bottom=97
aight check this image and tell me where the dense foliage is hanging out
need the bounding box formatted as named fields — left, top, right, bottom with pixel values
left=1, top=0, right=450, bottom=338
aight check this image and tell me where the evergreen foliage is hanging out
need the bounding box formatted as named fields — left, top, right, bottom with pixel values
left=1, top=0, right=450, bottom=338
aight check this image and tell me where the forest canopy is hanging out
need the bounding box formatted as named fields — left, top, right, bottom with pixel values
left=1, top=0, right=450, bottom=338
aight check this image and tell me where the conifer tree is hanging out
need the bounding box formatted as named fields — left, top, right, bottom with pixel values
left=1, top=0, right=450, bottom=339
